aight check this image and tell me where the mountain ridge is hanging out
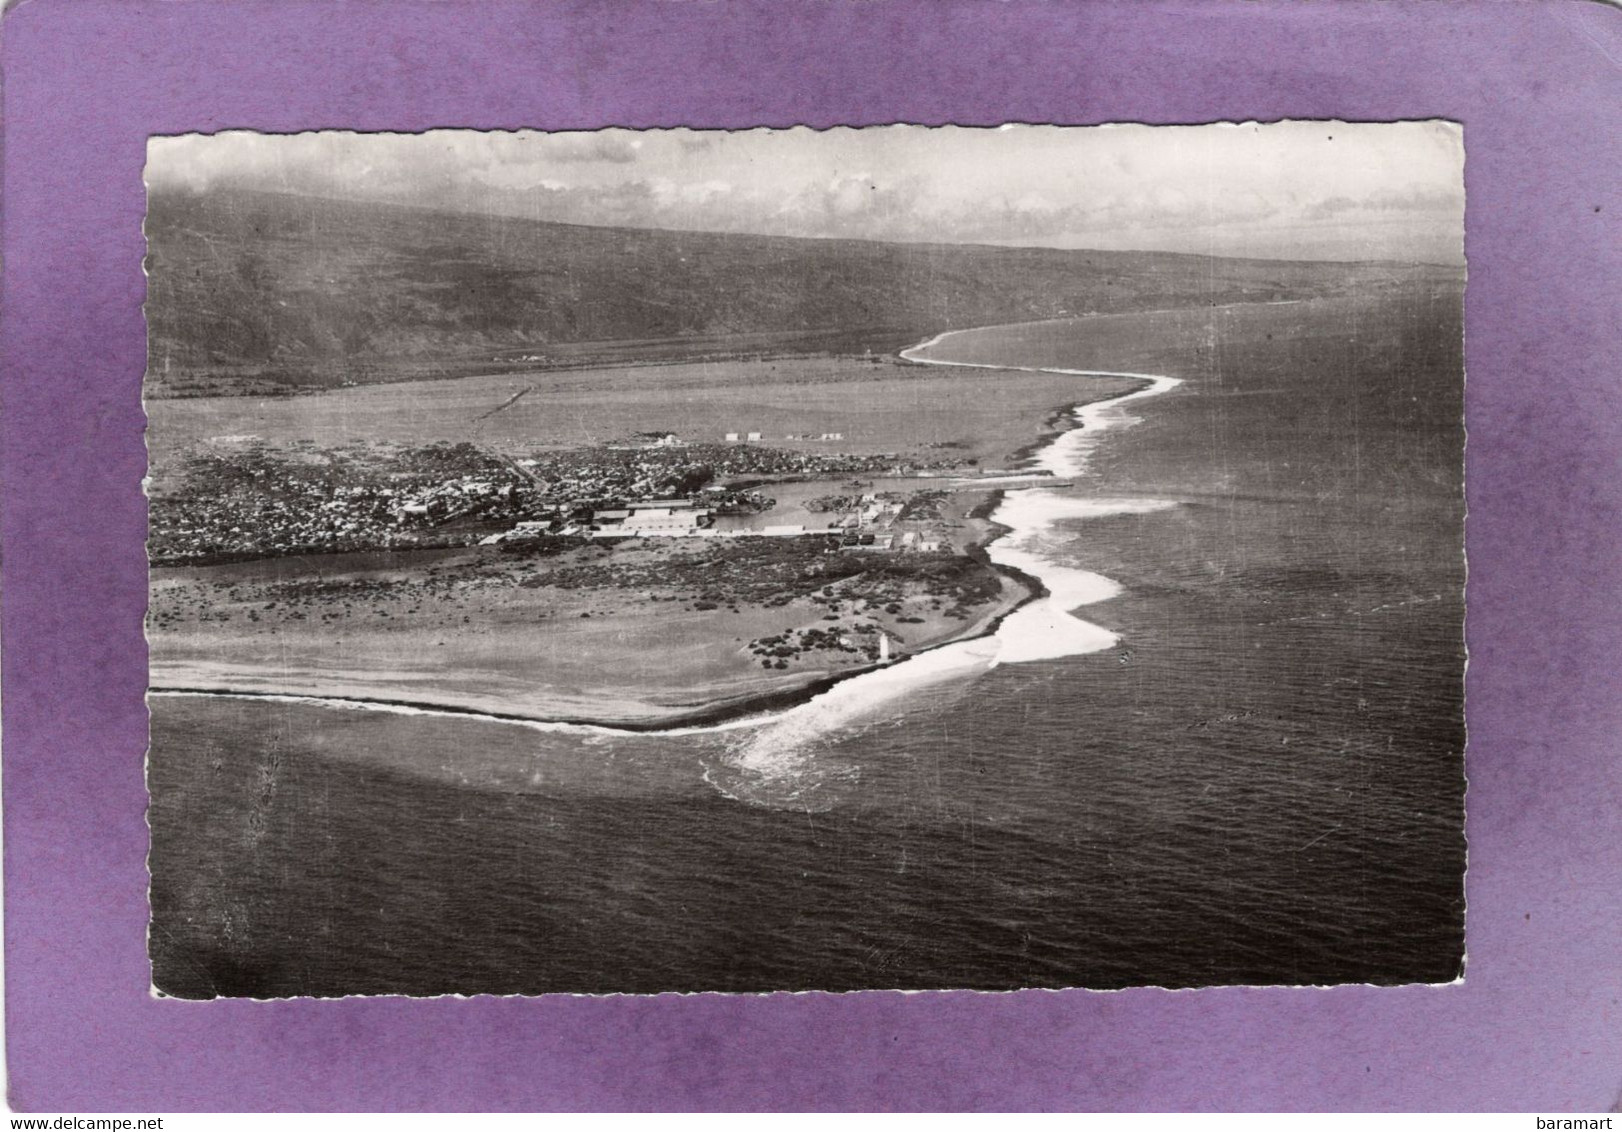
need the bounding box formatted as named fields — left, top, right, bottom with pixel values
left=144, top=186, right=1460, bottom=397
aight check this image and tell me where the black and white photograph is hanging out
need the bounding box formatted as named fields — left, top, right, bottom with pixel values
left=143, top=123, right=1467, bottom=999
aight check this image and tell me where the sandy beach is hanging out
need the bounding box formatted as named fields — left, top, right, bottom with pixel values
left=149, top=567, right=1035, bottom=729
left=147, top=323, right=1180, bottom=730
left=149, top=490, right=1044, bottom=729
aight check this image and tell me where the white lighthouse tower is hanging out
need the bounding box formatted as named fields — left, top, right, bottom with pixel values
left=878, top=633, right=892, bottom=664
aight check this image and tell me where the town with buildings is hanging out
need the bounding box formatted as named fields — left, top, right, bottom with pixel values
left=148, top=429, right=987, bottom=567
left=147, top=425, right=1022, bottom=678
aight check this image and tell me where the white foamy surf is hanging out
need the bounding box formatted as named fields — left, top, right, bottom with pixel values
left=146, top=687, right=771, bottom=737
left=159, top=324, right=1183, bottom=776
left=722, top=333, right=1183, bottom=777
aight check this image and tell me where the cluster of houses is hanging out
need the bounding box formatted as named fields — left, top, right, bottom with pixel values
left=724, top=430, right=845, bottom=443
left=480, top=491, right=943, bottom=550
left=391, top=475, right=522, bottom=522
left=605, top=432, right=688, bottom=451
left=826, top=495, right=945, bottom=553
left=151, top=472, right=450, bottom=563
left=151, top=436, right=963, bottom=565
left=726, top=428, right=849, bottom=441
left=607, top=427, right=850, bottom=447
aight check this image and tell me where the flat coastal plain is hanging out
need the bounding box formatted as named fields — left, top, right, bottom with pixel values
left=146, top=275, right=1469, bottom=997
left=147, top=354, right=1134, bottom=466
left=147, top=352, right=1142, bottom=725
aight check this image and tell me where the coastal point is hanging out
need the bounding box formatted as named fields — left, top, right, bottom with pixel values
left=143, top=124, right=1467, bottom=999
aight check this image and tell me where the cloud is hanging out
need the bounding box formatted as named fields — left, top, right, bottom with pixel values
left=1302, top=195, right=1363, bottom=221
left=541, top=133, right=642, bottom=164
left=824, top=173, right=877, bottom=216
left=665, top=179, right=733, bottom=206
left=147, top=124, right=1464, bottom=263
left=1301, top=184, right=1461, bottom=222
left=755, top=173, right=928, bottom=240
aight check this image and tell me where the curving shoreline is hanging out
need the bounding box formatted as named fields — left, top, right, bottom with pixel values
left=155, top=327, right=1180, bottom=736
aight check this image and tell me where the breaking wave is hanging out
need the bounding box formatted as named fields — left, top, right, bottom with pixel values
left=158, top=324, right=1183, bottom=808
left=711, top=333, right=1183, bottom=801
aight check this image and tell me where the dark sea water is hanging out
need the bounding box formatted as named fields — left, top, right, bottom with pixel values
left=148, top=284, right=1467, bottom=997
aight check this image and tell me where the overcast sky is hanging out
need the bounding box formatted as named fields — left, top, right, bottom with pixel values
left=149, top=123, right=1464, bottom=263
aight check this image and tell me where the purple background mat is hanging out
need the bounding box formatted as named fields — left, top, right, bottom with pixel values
left=3, top=0, right=1619, bottom=1112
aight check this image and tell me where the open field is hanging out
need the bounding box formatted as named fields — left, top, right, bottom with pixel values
left=147, top=290, right=1449, bottom=725
left=146, top=355, right=1143, bottom=470
left=148, top=329, right=928, bottom=399
left=145, top=337, right=1079, bottom=725
left=147, top=275, right=1470, bottom=995
left=145, top=284, right=1463, bottom=727
left=149, top=528, right=1026, bottom=725
left=141, top=121, right=1474, bottom=1004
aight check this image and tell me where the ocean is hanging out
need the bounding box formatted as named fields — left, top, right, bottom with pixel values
left=148, top=284, right=1466, bottom=997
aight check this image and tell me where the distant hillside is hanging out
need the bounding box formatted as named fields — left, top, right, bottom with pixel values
left=144, top=188, right=1458, bottom=397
